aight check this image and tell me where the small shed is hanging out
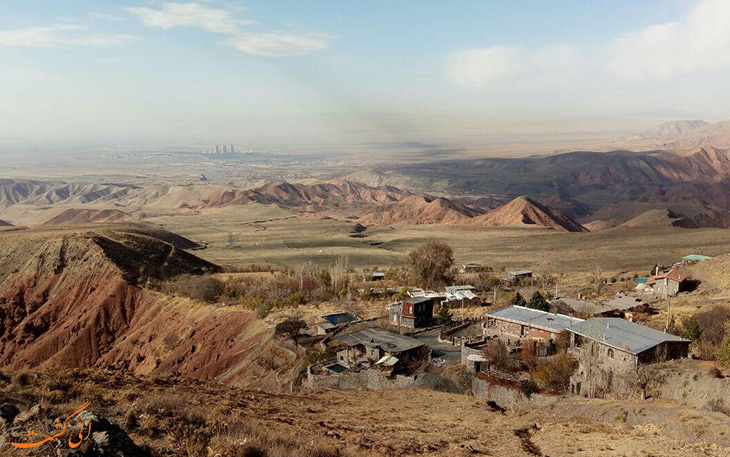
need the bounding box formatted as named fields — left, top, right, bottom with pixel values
left=460, top=263, right=485, bottom=274
left=365, top=271, right=386, bottom=282
left=507, top=270, right=533, bottom=283
left=316, top=312, right=361, bottom=335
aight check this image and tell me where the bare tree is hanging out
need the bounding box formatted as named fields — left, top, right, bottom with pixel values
left=634, top=365, right=654, bottom=400
left=406, top=242, right=454, bottom=289
left=275, top=314, right=307, bottom=345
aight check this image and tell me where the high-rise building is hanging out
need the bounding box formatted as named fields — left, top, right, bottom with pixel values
left=230, top=145, right=235, bottom=154
left=215, top=145, right=220, bottom=154
left=222, top=145, right=228, bottom=153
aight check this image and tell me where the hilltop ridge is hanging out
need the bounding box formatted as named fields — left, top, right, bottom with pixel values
left=0, top=224, right=297, bottom=389
left=470, top=196, right=588, bottom=232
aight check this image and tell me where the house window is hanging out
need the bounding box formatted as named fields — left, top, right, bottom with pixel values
left=574, top=335, right=583, bottom=347
left=408, top=305, right=413, bottom=314
left=607, top=348, right=614, bottom=358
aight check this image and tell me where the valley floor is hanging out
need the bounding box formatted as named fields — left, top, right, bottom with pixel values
left=148, top=208, right=730, bottom=274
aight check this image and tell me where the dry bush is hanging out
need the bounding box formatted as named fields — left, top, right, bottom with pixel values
left=709, top=366, right=724, bottom=378
left=482, top=339, right=520, bottom=372
left=707, top=398, right=730, bottom=416
left=13, top=369, right=34, bottom=387
left=520, top=341, right=538, bottom=369
left=209, top=422, right=352, bottom=457
left=691, top=306, right=730, bottom=360
left=529, top=353, right=578, bottom=393
left=168, top=274, right=225, bottom=303
left=224, top=264, right=340, bottom=308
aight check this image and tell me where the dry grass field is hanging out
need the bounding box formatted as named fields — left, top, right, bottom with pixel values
left=147, top=207, right=730, bottom=275
left=3, top=369, right=729, bottom=457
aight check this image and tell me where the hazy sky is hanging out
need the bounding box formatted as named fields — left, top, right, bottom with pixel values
left=1, top=0, right=729, bottom=152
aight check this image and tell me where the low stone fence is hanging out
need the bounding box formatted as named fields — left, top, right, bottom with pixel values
left=438, top=318, right=485, bottom=346
left=472, top=376, right=559, bottom=408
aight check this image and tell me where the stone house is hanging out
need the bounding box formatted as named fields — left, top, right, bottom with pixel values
left=507, top=269, right=533, bottom=284
left=645, top=269, right=689, bottom=297
left=486, top=306, right=584, bottom=341
left=334, top=328, right=430, bottom=370
left=389, top=296, right=435, bottom=329
left=567, top=318, right=690, bottom=397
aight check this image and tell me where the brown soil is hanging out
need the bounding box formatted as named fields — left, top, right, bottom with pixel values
left=469, top=196, right=588, bottom=232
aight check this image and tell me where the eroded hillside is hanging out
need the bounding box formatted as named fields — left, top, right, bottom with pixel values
left=0, top=225, right=300, bottom=390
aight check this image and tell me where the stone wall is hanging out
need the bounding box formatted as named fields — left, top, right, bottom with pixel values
left=492, top=319, right=523, bottom=337
left=570, top=340, right=641, bottom=398
left=471, top=377, right=559, bottom=408
left=305, top=366, right=418, bottom=391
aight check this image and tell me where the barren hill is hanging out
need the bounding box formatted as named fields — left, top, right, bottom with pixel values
left=620, top=209, right=697, bottom=229
left=357, top=194, right=480, bottom=225
left=190, top=180, right=410, bottom=210
left=0, top=224, right=299, bottom=389
left=390, top=146, right=730, bottom=221
left=626, top=120, right=730, bottom=150
left=631, top=120, right=711, bottom=142
left=470, top=196, right=588, bottom=232
left=41, top=208, right=131, bottom=226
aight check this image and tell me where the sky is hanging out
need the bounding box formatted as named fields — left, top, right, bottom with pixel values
left=1, top=0, right=729, bottom=153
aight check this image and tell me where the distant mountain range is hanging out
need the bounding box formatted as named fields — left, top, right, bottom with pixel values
left=625, top=120, right=730, bottom=150
left=5, top=120, right=730, bottom=231
left=0, top=178, right=589, bottom=231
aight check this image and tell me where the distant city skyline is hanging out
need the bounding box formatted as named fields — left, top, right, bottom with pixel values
left=1, top=0, right=729, bottom=153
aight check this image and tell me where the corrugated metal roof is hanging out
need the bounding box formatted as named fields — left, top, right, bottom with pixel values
left=488, top=306, right=584, bottom=333
left=568, top=318, right=690, bottom=355
left=445, top=285, right=476, bottom=293
left=647, top=268, right=689, bottom=285
left=376, top=355, right=399, bottom=366
left=682, top=255, right=713, bottom=261
left=404, top=296, right=433, bottom=305
left=336, top=328, right=424, bottom=353
left=509, top=270, right=533, bottom=276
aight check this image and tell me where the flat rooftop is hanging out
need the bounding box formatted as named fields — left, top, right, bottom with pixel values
left=336, top=328, right=424, bottom=353
left=489, top=305, right=584, bottom=333
left=568, top=318, right=690, bottom=355
left=322, top=312, right=360, bottom=326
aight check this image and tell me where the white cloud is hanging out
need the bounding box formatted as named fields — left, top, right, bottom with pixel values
left=127, top=2, right=332, bottom=57
left=446, top=46, right=520, bottom=88
left=0, top=25, right=136, bottom=47
left=608, top=0, right=730, bottom=81
left=447, top=0, right=730, bottom=88
left=126, top=2, right=249, bottom=34
left=224, top=33, right=333, bottom=57
left=88, top=12, right=126, bottom=23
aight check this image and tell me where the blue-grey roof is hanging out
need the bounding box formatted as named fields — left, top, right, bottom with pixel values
left=488, top=306, right=584, bottom=333
left=682, top=255, right=713, bottom=261
left=509, top=270, right=533, bottom=276
left=567, top=318, right=690, bottom=355
left=322, top=312, right=360, bottom=326
left=336, top=328, right=424, bottom=353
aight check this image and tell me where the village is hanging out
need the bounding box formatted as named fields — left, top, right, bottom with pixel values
left=300, top=252, right=718, bottom=409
